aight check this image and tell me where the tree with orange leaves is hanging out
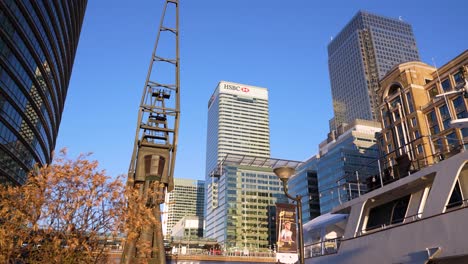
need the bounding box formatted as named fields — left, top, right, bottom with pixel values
left=0, top=149, right=127, bottom=264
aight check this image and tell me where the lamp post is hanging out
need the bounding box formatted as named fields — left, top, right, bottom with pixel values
left=273, top=166, right=304, bottom=264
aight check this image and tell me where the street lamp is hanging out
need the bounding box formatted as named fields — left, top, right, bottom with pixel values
left=273, top=166, right=304, bottom=264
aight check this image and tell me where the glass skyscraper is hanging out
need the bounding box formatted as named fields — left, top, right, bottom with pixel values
left=328, top=11, right=420, bottom=130
left=0, top=0, right=87, bottom=185
left=162, top=178, right=205, bottom=240
left=317, top=120, right=381, bottom=213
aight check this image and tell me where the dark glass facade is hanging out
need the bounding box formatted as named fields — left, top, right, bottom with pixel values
left=289, top=157, right=321, bottom=223
left=0, top=0, right=87, bottom=185
left=328, top=11, right=420, bottom=130
left=317, top=122, right=381, bottom=214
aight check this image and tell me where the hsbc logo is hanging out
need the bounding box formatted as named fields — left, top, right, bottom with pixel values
left=223, top=84, right=250, bottom=93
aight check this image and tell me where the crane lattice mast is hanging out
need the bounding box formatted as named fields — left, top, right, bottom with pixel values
left=122, top=1, right=179, bottom=263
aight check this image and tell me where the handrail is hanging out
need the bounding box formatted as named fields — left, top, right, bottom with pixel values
left=319, top=135, right=466, bottom=202
left=304, top=237, right=342, bottom=258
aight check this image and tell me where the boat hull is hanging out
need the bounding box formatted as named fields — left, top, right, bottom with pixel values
left=307, top=206, right=468, bottom=264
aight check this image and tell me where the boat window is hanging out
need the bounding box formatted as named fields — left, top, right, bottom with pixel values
left=447, top=181, right=463, bottom=209
left=446, top=162, right=468, bottom=209
left=365, top=195, right=411, bottom=231
left=392, top=198, right=409, bottom=223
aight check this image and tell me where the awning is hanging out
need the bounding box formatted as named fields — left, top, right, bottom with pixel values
left=303, top=213, right=348, bottom=232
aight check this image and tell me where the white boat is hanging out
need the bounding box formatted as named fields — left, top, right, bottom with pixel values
left=304, top=149, right=468, bottom=264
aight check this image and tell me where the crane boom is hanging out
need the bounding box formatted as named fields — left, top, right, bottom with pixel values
left=122, top=1, right=179, bottom=263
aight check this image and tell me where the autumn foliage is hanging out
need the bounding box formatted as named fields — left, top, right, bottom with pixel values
left=0, top=149, right=127, bottom=264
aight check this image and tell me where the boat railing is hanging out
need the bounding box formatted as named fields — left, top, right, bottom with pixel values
left=304, top=237, right=342, bottom=258
left=320, top=135, right=466, bottom=204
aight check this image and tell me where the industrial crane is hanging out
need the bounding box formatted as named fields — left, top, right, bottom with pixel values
left=121, top=1, right=179, bottom=263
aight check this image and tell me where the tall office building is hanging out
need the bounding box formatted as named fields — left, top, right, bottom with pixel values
left=0, top=0, right=87, bottom=185
left=205, top=81, right=270, bottom=177
left=204, top=81, right=290, bottom=251
left=162, top=178, right=205, bottom=239
left=328, top=11, right=420, bottom=130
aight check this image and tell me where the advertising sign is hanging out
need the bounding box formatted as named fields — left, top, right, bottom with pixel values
left=276, top=203, right=297, bottom=253
left=208, top=81, right=268, bottom=108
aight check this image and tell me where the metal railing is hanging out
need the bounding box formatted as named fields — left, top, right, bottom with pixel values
left=167, top=249, right=277, bottom=258
left=304, top=237, right=342, bottom=258
left=319, top=135, right=466, bottom=203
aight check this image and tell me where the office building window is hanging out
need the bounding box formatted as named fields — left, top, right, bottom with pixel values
left=441, top=79, right=452, bottom=92
left=393, top=110, right=401, bottom=121
left=406, top=92, right=414, bottom=113
left=462, top=128, right=468, bottom=138
left=453, top=70, right=464, bottom=86
left=382, top=109, right=389, bottom=127
left=453, top=96, right=467, bottom=119
left=446, top=132, right=459, bottom=150
left=417, top=144, right=424, bottom=155
left=439, top=104, right=451, bottom=130
left=433, top=139, right=443, bottom=153
left=428, top=86, right=438, bottom=99
left=411, top=117, right=417, bottom=127
left=427, top=110, right=440, bottom=135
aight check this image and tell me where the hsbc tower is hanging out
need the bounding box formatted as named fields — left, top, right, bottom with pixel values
left=205, top=81, right=270, bottom=174
left=204, top=81, right=272, bottom=245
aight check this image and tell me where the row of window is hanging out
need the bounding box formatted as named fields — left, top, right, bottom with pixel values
left=0, top=0, right=86, bottom=185
left=428, top=69, right=465, bottom=99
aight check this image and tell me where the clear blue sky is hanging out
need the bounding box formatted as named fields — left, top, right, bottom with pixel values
left=56, top=0, right=468, bottom=180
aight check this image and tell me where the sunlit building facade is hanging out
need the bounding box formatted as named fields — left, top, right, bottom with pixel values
left=205, top=81, right=273, bottom=250
left=378, top=50, right=468, bottom=170
left=205, top=154, right=300, bottom=252
left=0, top=0, right=87, bottom=185
left=162, top=178, right=205, bottom=240
left=171, top=216, right=204, bottom=238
